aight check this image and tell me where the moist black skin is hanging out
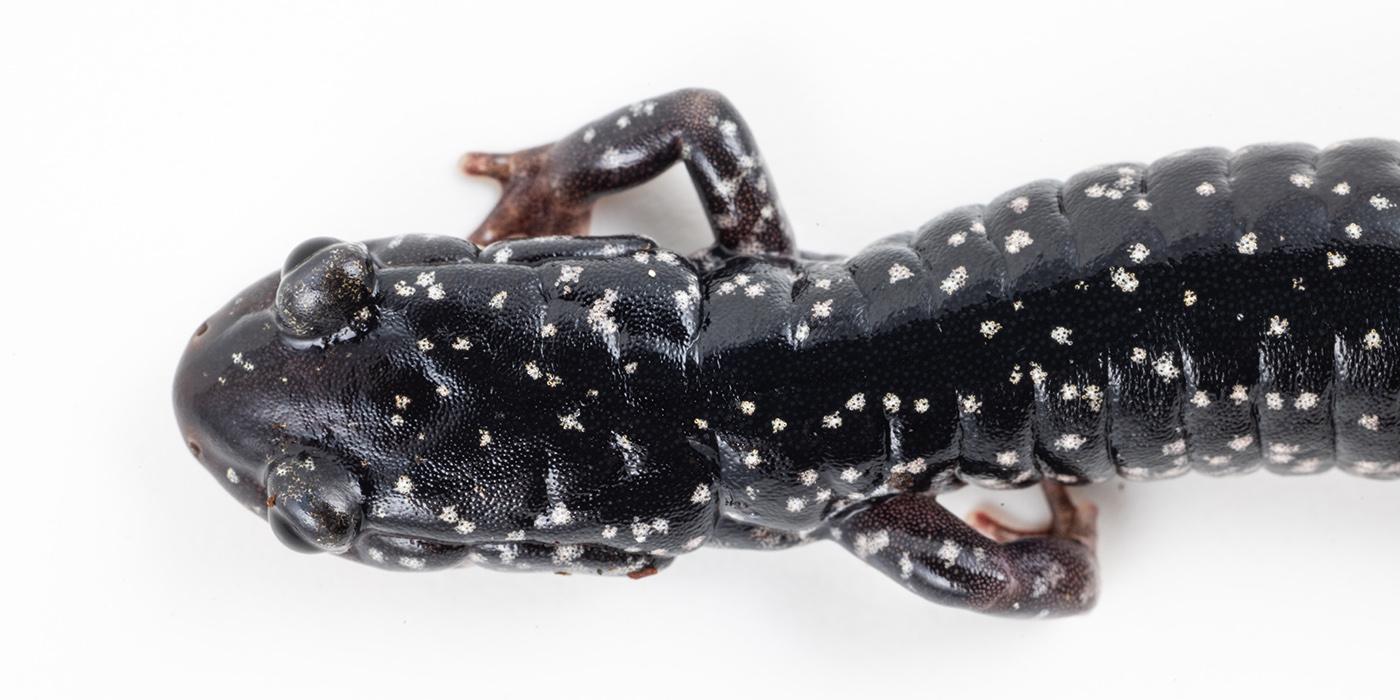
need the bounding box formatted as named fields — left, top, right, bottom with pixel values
left=175, top=89, right=1400, bottom=616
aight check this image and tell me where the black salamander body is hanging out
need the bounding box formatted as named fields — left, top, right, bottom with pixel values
left=175, top=89, right=1400, bottom=616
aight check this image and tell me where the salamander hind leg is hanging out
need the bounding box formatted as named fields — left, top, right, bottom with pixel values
left=828, top=483, right=1098, bottom=617
left=463, top=88, right=796, bottom=256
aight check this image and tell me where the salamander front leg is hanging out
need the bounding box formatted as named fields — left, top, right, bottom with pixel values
left=463, top=88, right=795, bottom=256
left=827, top=483, right=1099, bottom=617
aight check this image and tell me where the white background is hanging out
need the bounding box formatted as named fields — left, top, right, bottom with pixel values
left=6, top=2, right=1400, bottom=698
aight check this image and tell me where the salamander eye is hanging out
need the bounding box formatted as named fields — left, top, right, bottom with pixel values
left=264, top=454, right=362, bottom=554
left=274, top=238, right=377, bottom=339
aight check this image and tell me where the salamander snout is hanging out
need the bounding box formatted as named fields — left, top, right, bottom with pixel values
left=174, top=237, right=379, bottom=551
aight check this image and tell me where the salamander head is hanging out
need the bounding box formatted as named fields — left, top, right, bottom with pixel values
left=174, top=233, right=710, bottom=565
left=173, top=238, right=384, bottom=553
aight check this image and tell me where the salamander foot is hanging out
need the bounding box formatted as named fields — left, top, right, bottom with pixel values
left=828, top=485, right=1099, bottom=617
left=462, top=144, right=593, bottom=245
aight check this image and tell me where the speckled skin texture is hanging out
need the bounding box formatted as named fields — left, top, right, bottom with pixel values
left=175, top=89, right=1400, bottom=617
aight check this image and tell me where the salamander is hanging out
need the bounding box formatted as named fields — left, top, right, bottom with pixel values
left=174, top=88, right=1400, bottom=617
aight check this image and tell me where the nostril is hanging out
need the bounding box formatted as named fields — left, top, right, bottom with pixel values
left=187, top=440, right=202, bottom=458
left=193, top=321, right=208, bottom=339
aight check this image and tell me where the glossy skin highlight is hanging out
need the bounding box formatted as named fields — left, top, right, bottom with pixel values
left=176, top=89, right=1400, bottom=616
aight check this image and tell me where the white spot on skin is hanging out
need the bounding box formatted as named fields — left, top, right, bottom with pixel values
left=1268, top=316, right=1290, bottom=336
left=1237, top=232, right=1259, bottom=255
left=891, top=458, right=926, bottom=475
left=616, top=115, right=631, bottom=129
left=899, top=553, right=914, bottom=579
left=786, top=497, right=806, bottom=513
left=739, top=400, right=756, bottom=415
left=394, top=475, right=413, bottom=494
left=1005, top=230, right=1034, bottom=254
left=1029, top=363, right=1047, bottom=385
left=225, top=468, right=239, bottom=484
left=1294, top=392, right=1319, bottom=410
left=548, top=503, right=572, bottom=526
left=493, top=247, right=513, bottom=264
left=1346, top=222, right=1364, bottom=239
left=455, top=520, right=476, bottom=535
left=1360, top=414, right=1381, bottom=431
left=478, top=429, right=491, bottom=447
left=980, top=320, right=1002, bottom=339
left=691, top=484, right=711, bottom=503
left=1054, top=434, right=1087, bottom=451
left=1008, top=196, right=1031, bottom=213
left=1327, top=251, right=1347, bottom=269
left=936, top=540, right=961, bottom=567
left=840, top=467, right=860, bottom=483
left=794, top=322, right=810, bottom=342
left=1127, top=243, right=1151, bottom=264
left=1266, top=392, right=1284, bottom=410
left=1153, top=353, right=1180, bottom=381
left=882, top=393, right=901, bottom=413
left=559, top=411, right=585, bottom=432
left=417, top=338, right=434, bottom=352
left=1191, top=391, right=1211, bottom=408
left=940, top=266, right=969, bottom=294
left=1051, top=327, right=1073, bottom=345
left=1365, top=329, right=1383, bottom=350
left=996, top=451, right=1018, bottom=466
left=798, top=469, right=818, bottom=486
left=1228, top=435, right=1254, bottom=451
left=394, top=280, right=416, bottom=296
left=743, top=450, right=763, bottom=468
left=587, top=289, right=620, bottom=336
left=853, top=530, right=889, bottom=558
left=811, top=299, right=834, bottom=319
left=1196, top=181, right=1216, bottom=196
left=1082, top=385, right=1103, bottom=412
left=489, top=291, right=508, bottom=309
left=948, top=231, right=967, bottom=246
left=582, top=127, right=595, bottom=143
left=960, top=394, right=982, bottom=414
left=1230, top=385, right=1250, bottom=404
left=1184, top=290, right=1198, bottom=307
left=1267, top=443, right=1302, bottom=464
left=1110, top=267, right=1139, bottom=292
left=823, top=413, right=843, bottom=429
left=1333, top=181, right=1351, bottom=195
left=1134, top=199, right=1153, bottom=211
left=888, top=263, right=914, bottom=284
left=1162, top=439, right=1186, bottom=456
left=846, top=393, right=867, bottom=411
left=557, top=265, right=583, bottom=285
left=718, top=120, right=738, bottom=137
left=1371, top=195, right=1394, bottom=210
left=1289, top=173, right=1314, bottom=188
left=1059, top=383, right=1079, bottom=401
left=1131, top=347, right=1148, bottom=364
left=452, top=337, right=472, bottom=351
